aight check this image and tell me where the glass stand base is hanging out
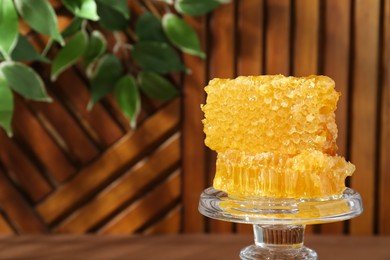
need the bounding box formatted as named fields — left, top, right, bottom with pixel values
left=240, top=244, right=317, bottom=260
left=199, top=187, right=363, bottom=259
left=240, top=224, right=317, bottom=260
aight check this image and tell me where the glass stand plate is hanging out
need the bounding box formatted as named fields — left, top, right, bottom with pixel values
left=198, top=187, right=363, bottom=259
left=199, top=187, right=363, bottom=225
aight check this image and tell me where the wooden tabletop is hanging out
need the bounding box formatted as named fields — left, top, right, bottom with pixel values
left=0, top=234, right=389, bottom=259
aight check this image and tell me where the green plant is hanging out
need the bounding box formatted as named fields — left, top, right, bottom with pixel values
left=0, top=0, right=229, bottom=136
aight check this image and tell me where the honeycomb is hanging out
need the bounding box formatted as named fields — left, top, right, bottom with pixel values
left=214, top=149, right=355, bottom=198
left=202, top=75, right=355, bottom=198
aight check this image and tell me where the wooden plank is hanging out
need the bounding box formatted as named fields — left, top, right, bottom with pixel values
left=0, top=169, right=47, bottom=233
left=323, top=0, right=352, bottom=158
left=209, top=2, right=236, bottom=79
left=27, top=88, right=99, bottom=165
left=57, top=15, right=73, bottom=33
left=55, top=136, right=180, bottom=233
left=36, top=99, right=180, bottom=224
left=0, top=235, right=390, bottom=260
left=48, top=0, right=62, bottom=9
left=12, top=97, right=76, bottom=183
left=0, top=131, right=52, bottom=202
left=236, top=0, right=264, bottom=234
left=207, top=1, right=236, bottom=233
left=293, top=0, right=319, bottom=76
left=237, top=0, right=264, bottom=76
left=350, top=0, right=380, bottom=235
left=102, top=95, right=133, bottom=132
left=128, top=0, right=144, bottom=16
left=99, top=171, right=181, bottom=234
left=265, top=0, right=291, bottom=75
left=379, top=0, right=390, bottom=235
left=38, top=66, right=124, bottom=148
left=143, top=205, right=181, bottom=235
left=182, top=16, right=207, bottom=233
left=0, top=214, right=14, bottom=235
left=292, top=0, right=320, bottom=235
left=321, top=0, right=352, bottom=235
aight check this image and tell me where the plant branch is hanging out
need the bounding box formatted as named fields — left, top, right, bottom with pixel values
left=141, top=0, right=162, bottom=19
left=41, top=39, right=54, bottom=57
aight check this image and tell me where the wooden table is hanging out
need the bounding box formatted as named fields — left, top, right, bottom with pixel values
left=0, top=234, right=389, bottom=259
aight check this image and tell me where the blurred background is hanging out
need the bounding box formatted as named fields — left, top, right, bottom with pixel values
left=0, top=0, right=388, bottom=237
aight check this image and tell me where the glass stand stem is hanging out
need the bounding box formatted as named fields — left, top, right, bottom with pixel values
left=240, top=224, right=318, bottom=260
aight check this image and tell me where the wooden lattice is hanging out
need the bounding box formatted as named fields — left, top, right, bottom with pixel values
left=1, top=0, right=390, bottom=236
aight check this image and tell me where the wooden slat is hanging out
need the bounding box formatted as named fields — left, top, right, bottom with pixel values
left=0, top=169, right=47, bottom=233
left=48, top=0, right=62, bottom=9
left=27, top=88, right=99, bottom=165
left=57, top=15, right=73, bottom=33
left=0, top=131, right=52, bottom=202
left=12, top=97, right=76, bottom=183
left=0, top=235, right=390, bottom=260
left=36, top=99, right=180, bottom=224
left=38, top=67, right=124, bottom=148
left=379, top=0, right=390, bottom=235
left=236, top=0, right=264, bottom=234
left=207, top=1, right=236, bottom=233
left=102, top=95, right=133, bottom=132
left=143, top=205, right=181, bottom=235
left=182, top=16, right=207, bottom=233
left=350, top=0, right=380, bottom=235
left=99, top=171, right=181, bottom=234
left=128, top=0, right=144, bottom=16
left=0, top=214, right=14, bottom=235
left=55, top=135, right=180, bottom=233
left=237, top=0, right=264, bottom=76
left=321, top=0, right=352, bottom=234
left=292, top=0, right=320, bottom=235
left=265, top=0, right=291, bottom=75
left=293, top=0, right=319, bottom=76
left=209, top=2, right=236, bottom=80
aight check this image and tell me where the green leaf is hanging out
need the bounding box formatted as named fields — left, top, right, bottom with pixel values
left=0, top=75, right=14, bottom=136
left=51, top=30, right=88, bottom=81
left=0, top=0, right=19, bottom=59
left=0, top=61, right=51, bottom=102
left=216, top=0, right=231, bottom=3
left=162, top=13, right=205, bottom=59
left=174, top=0, right=221, bottom=16
left=96, top=0, right=129, bottom=31
left=84, top=30, right=106, bottom=67
left=88, top=54, right=122, bottom=108
left=62, top=0, right=99, bottom=21
left=61, top=17, right=83, bottom=38
left=11, top=34, right=49, bottom=62
left=136, top=12, right=167, bottom=42
left=132, top=41, right=186, bottom=74
left=155, top=0, right=173, bottom=3
left=138, top=71, right=178, bottom=101
left=14, top=0, right=64, bottom=45
left=114, top=75, right=140, bottom=128
left=96, top=0, right=129, bottom=19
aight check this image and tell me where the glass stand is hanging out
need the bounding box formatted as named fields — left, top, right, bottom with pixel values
left=199, top=187, right=363, bottom=260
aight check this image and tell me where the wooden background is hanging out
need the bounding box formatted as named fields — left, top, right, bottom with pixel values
left=0, top=0, right=389, bottom=236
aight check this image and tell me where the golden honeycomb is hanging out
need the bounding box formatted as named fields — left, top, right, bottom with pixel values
left=202, top=75, right=355, bottom=198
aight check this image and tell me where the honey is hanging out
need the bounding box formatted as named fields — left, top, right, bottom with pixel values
left=202, top=75, right=354, bottom=198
